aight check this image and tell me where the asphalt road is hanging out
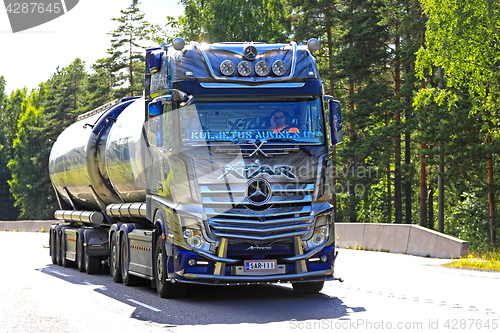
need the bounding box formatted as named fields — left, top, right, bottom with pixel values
left=0, top=231, right=499, bottom=333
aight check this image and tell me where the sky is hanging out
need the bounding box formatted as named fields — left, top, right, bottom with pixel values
left=0, top=0, right=183, bottom=95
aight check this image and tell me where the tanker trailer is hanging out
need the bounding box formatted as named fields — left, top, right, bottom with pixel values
left=49, top=37, right=343, bottom=298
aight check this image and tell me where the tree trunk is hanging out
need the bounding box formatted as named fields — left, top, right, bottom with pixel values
left=438, top=67, right=445, bottom=233
left=487, top=131, right=496, bottom=247
left=394, top=23, right=402, bottom=224
left=405, top=106, right=412, bottom=225
left=349, top=79, right=356, bottom=222
left=328, top=26, right=337, bottom=222
left=419, top=14, right=427, bottom=227
left=428, top=184, right=434, bottom=230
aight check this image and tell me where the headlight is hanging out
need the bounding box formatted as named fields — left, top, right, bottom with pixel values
left=303, top=214, right=331, bottom=249
left=181, top=217, right=213, bottom=252
left=183, top=229, right=204, bottom=249
left=311, top=226, right=329, bottom=246
left=272, top=60, right=287, bottom=76
left=255, top=61, right=270, bottom=76
left=220, top=60, right=235, bottom=76
left=237, top=61, right=252, bottom=76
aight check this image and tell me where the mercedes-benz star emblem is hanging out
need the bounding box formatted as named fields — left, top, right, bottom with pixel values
left=246, top=179, right=272, bottom=205
left=243, top=46, right=258, bottom=61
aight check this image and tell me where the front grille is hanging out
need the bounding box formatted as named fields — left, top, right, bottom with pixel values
left=201, top=183, right=315, bottom=241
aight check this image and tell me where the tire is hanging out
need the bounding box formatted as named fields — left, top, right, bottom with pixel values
left=61, top=229, right=73, bottom=268
left=76, top=231, right=86, bottom=272
left=292, top=281, right=324, bottom=294
left=155, top=236, right=187, bottom=298
left=85, top=247, right=100, bottom=274
left=50, top=229, right=57, bottom=265
left=109, top=233, right=122, bottom=283
left=56, top=230, right=62, bottom=266
left=121, top=233, right=139, bottom=286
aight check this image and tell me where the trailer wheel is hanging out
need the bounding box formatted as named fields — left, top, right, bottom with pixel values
left=56, top=230, right=63, bottom=266
left=50, top=229, right=57, bottom=265
left=85, top=247, right=100, bottom=274
left=120, top=233, right=139, bottom=286
left=155, top=236, right=187, bottom=298
left=109, top=233, right=122, bottom=283
left=61, top=229, right=73, bottom=268
left=292, top=281, right=324, bottom=294
left=76, top=231, right=85, bottom=272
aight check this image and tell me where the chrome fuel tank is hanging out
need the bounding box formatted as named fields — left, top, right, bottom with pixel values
left=105, top=97, right=148, bottom=202
left=49, top=97, right=144, bottom=211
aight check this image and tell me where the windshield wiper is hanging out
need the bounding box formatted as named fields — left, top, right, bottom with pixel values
left=263, top=138, right=313, bottom=156
left=190, top=138, right=239, bottom=144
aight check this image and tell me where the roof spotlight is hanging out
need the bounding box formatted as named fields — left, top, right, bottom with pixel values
left=220, top=60, right=235, bottom=76
left=272, top=60, right=287, bottom=76
left=255, top=61, right=270, bottom=77
left=238, top=61, right=252, bottom=76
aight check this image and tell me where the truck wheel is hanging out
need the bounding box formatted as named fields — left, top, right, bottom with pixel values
left=76, top=231, right=86, bottom=272
left=292, top=281, right=324, bottom=294
left=85, top=247, right=100, bottom=274
left=120, top=233, right=138, bottom=286
left=56, top=230, right=63, bottom=266
left=109, top=233, right=122, bottom=283
left=50, top=229, right=57, bottom=265
left=61, top=229, right=73, bottom=268
left=155, top=236, right=187, bottom=298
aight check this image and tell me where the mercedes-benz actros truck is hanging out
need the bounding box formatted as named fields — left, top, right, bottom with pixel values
left=49, top=37, right=343, bottom=298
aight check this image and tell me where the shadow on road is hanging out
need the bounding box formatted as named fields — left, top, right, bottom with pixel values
left=39, top=263, right=366, bottom=326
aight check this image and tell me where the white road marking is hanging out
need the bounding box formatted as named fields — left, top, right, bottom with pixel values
left=127, top=299, right=162, bottom=312
left=83, top=281, right=108, bottom=290
left=50, top=270, right=69, bottom=277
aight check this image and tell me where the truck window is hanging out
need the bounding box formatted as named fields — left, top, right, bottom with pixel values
left=148, top=103, right=173, bottom=149
left=179, top=97, right=325, bottom=145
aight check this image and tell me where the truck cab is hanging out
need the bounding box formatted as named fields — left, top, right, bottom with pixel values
left=48, top=38, right=342, bottom=298
left=144, top=38, right=342, bottom=294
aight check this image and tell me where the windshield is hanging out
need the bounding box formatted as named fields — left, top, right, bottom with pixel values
left=180, top=97, right=325, bottom=145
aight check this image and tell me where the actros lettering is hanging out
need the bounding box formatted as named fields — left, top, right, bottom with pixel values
left=219, top=163, right=296, bottom=180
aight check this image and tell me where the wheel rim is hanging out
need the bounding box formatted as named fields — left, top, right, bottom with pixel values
left=156, top=250, right=163, bottom=282
left=111, top=239, right=117, bottom=273
left=121, top=236, right=128, bottom=278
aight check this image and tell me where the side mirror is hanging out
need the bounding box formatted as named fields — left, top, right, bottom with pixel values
left=148, top=95, right=171, bottom=118
left=329, top=100, right=342, bottom=145
left=148, top=51, right=164, bottom=74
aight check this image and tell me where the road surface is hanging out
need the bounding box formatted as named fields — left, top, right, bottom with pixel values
left=0, top=231, right=498, bottom=333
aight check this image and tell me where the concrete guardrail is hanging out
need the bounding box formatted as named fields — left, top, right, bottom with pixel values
left=1, top=220, right=468, bottom=259
left=335, top=223, right=468, bottom=259
left=0, top=220, right=57, bottom=233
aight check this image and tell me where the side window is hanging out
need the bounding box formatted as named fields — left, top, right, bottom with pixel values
left=162, top=104, right=173, bottom=149
left=148, top=98, right=173, bottom=149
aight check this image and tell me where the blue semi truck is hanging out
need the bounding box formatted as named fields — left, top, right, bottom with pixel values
left=48, top=37, right=343, bottom=297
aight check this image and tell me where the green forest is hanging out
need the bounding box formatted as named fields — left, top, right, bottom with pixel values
left=0, top=0, right=498, bottom=252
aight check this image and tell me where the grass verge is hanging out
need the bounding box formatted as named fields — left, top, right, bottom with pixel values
left=442, top=252, right=500, bottom=272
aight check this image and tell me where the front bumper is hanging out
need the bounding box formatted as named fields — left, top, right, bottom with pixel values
left=171, top=238, right=340, bottom=285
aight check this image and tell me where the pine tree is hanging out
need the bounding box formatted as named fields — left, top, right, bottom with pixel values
left=44, top=58, right=88, bottom=140
left=179, top=0, right=289, bottom=43
left=107, top=0, right=150, bottom=97
left=332, top=0, right=392, bottom=222
left=84, top=58, right=118, bottom=110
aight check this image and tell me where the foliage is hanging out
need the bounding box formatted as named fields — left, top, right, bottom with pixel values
left=179, top=0, right=289, bottom=42
left=416, top=0, right=500, bottom=120
left=0, top=0, right=498, bottom=254
left=0, top=77, right=20, bottom=220
left=415, top=0, right=500, bottom=248
left=8, top=85, right=57, bottom=219
left=443, top=252, right=500, bottom=271
left=445, top=192, right=499, bottom=252
left=107, top=0, right=151, bottom=97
